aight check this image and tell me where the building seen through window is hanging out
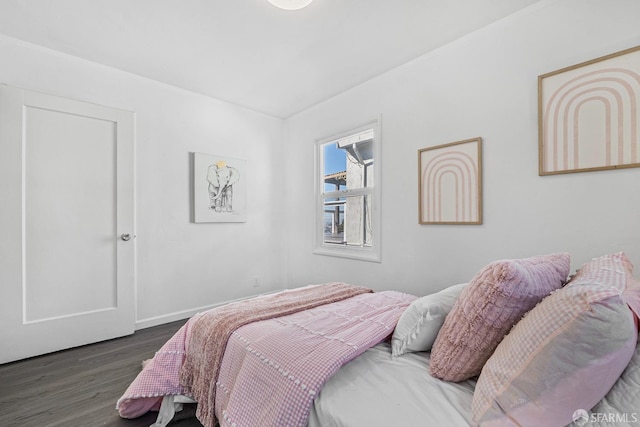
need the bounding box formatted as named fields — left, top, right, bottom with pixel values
left=321, top=129, right=374, bottom=247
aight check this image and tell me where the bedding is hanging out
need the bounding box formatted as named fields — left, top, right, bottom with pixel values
left=309, top=334, right=640, bottom=427
left=473, top=252, right=640, bottom=427
left=117, top=282, right=372, bottom=419
left=472, top=284, right=637, bottom=427
left=116, top=317, right=192, bottom=418
left=179, top=281, right=374, bottom=426
left=202, top=290, right=414, bottom=427
left=308, top=341, right=476, bottom=427
left=391, top=282, right=467, bottom=357
left=117, top=252, right=640, bottom=427
left=578, top=331, right=640, bottom=426
left=430, top=252, right=570, bottom=382
left=117, top=283, right=415, bottom=427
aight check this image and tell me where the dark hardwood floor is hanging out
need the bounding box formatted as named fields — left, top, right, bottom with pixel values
left=0, top=320, right=203, bottom=427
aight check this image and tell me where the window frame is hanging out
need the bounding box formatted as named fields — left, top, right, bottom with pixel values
left=313, top=119, right=381, bottom=263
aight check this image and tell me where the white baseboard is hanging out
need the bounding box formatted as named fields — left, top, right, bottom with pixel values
left=134, top=289, right=284, bottom=330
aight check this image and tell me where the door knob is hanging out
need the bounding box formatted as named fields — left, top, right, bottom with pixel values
left=121, top=233, right=133, bottom=241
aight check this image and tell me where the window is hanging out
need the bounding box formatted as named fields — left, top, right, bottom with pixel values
left=314, top=120, right=380, bottom=262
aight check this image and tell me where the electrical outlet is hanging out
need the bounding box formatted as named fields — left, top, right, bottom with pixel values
left=251, top=276, right=260, bottom=288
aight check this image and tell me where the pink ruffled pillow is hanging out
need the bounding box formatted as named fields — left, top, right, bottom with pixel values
left=430, top=253, right=570, bottom=382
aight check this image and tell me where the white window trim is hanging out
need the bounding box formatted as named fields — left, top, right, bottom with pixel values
left=313, top=119, right=381, bottom=263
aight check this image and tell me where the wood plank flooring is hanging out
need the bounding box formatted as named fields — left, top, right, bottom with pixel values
left=0, top=320, right=203, bottom=427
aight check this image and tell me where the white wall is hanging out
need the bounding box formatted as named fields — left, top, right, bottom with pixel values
left=0, top=35, right=286, bottom=328
left=1, top=0, right=638, bottom=334
left=282, top=0, right=640, bottom=296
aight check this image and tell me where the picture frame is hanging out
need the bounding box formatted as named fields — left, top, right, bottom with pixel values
left=538, top=45, right=640, bottom=175
left=193, top=152, right=247, bottom=223
left=418, top=137, right=482, bottom=225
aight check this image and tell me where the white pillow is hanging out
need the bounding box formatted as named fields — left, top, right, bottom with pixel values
left=391, top=283, right=467, bottom=357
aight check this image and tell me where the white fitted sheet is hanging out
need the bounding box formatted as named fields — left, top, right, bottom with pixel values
left=308, top=341, right=476, bottom=427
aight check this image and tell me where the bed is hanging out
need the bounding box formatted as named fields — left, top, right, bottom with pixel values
left=117, top=252, right=640, bottom=427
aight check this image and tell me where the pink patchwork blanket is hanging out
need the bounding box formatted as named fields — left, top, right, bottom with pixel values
left=116, top=283, right=416, bottom=427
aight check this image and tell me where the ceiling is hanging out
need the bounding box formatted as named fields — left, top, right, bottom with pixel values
left=0, top=0, right=541, bottom=118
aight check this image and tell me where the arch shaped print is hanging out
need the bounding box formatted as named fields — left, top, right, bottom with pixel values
left=543, top=72, right=639, bottom=171
left=419, top=138, right=481, bottom=224
left=423, top=156, right=474, bottom=222
left=539, top=46, right=640, bottom=175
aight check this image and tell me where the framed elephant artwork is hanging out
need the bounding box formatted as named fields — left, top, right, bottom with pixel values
left=193, top=153, right=247, bottom=223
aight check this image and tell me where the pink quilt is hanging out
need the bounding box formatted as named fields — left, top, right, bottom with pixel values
left=180, top=282, right=373, bottom=425
left=117, top=283, right=370, bottom=418
left=116, top=317, right=194, bottom=418
left=212, top=290, right=415, bottom=427
left=116, top=284, right=416, bottom=427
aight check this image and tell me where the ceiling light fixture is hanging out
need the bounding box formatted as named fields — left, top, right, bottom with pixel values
left=268, top=0, right=313, bottom=11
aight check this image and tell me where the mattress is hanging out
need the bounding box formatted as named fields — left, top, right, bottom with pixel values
left=308, top=341, right=476, bottom=427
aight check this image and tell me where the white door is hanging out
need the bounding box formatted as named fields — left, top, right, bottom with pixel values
left=0, top=85, right=135, bottom=364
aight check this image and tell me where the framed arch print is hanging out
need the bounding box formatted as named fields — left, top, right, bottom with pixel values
left=538, top=45, right=640, bottom=175
left=418, top=137, right=482, bottom=225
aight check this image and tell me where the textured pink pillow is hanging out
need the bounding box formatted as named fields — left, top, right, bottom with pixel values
left=472, top=284, right=637, bottom=427
left=430, top=253, right=570, bottom=382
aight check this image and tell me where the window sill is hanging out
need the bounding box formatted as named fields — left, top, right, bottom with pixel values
left=313, top=244, right=381, bottom=263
